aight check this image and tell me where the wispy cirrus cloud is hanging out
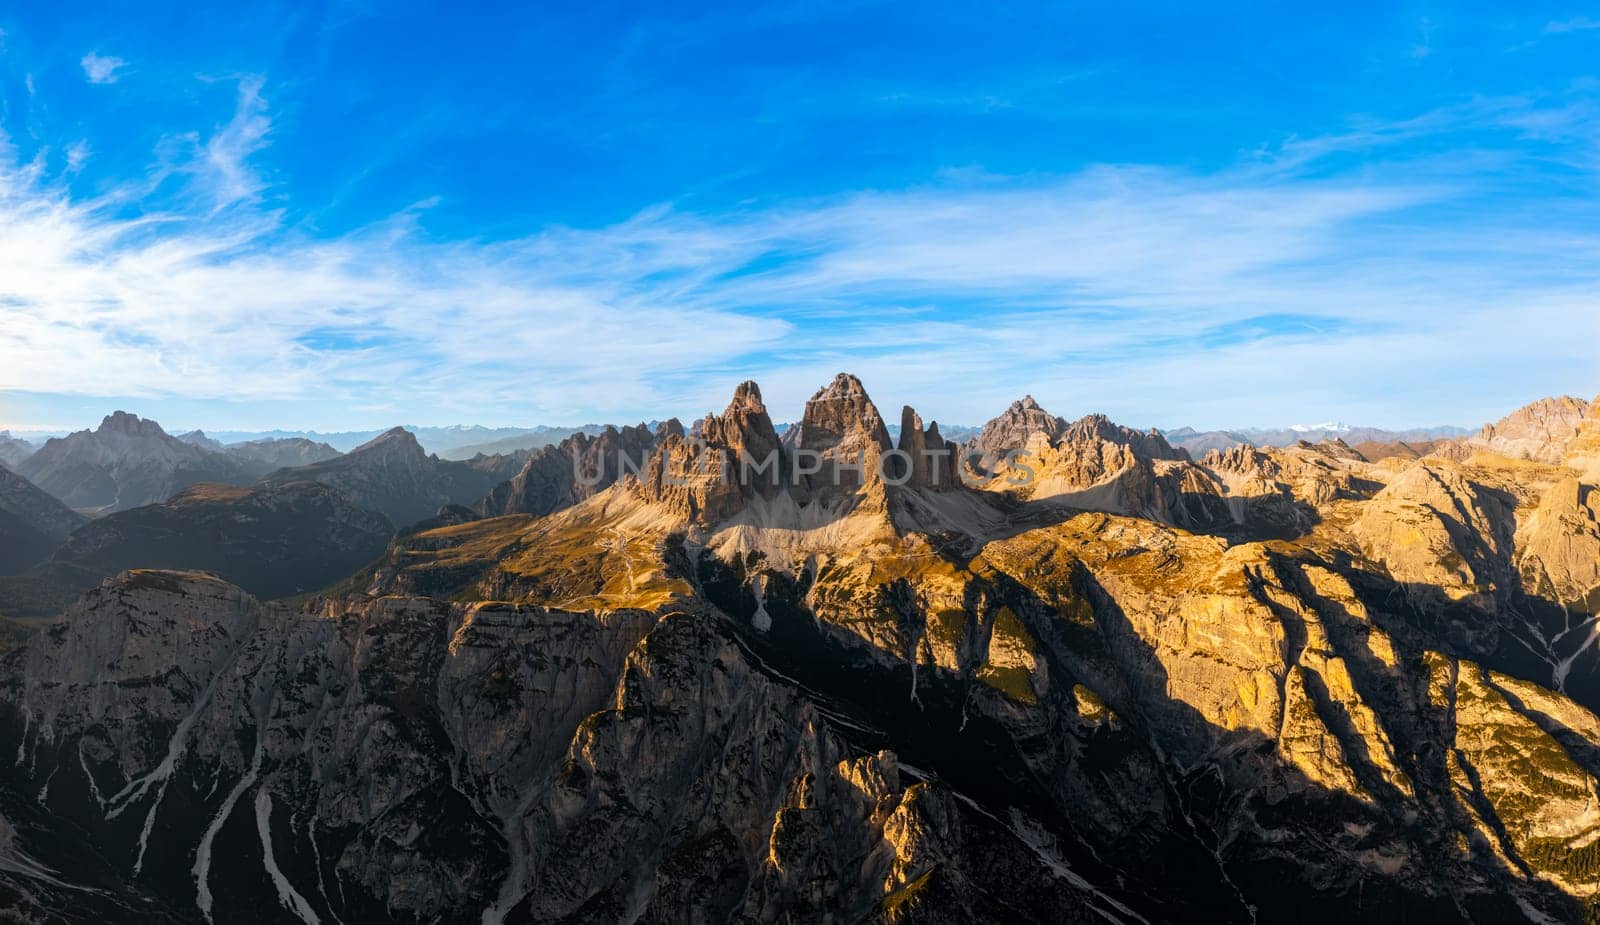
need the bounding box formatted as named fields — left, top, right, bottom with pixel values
left=0, top=76, right=1596, bottom=429
left=198, top=77, right=271, bottom=208
left=1546, top=17, right=1600, bottom=34
left=80, top=52, right=126, bottom=84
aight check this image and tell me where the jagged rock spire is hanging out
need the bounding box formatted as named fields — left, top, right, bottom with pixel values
left=796, top=373, right=892, bottom=495
left=703, top=382, right=783, bottom=473
left=896, top=406, right=956, bottom=490
left=798, top=374, right=893, bottom=455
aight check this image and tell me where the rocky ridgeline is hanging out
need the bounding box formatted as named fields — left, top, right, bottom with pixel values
left=260, top=426, right=524, bottom=529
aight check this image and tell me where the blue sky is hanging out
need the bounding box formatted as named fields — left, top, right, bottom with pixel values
left=0, top=2, right=1597, bottom=434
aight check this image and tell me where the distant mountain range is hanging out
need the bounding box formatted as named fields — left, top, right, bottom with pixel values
left=4, top=412, right=530, bottom=527
left=258, top=426, right=528, bottom=528
left=1158, top=423, right=1473, bottom=455
left=177, top=430, right=342, bottom=471
left=193, top=424, right=606, bottom=456
left=15, top=413, right=262, bottom=515
left=437, top=424, right=612, bottom=460
left=5, top=417, right=1474, bottom=467
left=0, top=433, right=36, bottom=469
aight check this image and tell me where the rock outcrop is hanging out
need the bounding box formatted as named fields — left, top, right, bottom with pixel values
left=896, top=406, right=957, bottom=490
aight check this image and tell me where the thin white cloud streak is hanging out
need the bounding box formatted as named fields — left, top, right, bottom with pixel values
left=0, top=85, right=1596, bottom=427
left=80, top=52, right=125, bottom=84
left=199, top=77, right=271, bottom=207
left=1546, top=17, right=1600, bottom=33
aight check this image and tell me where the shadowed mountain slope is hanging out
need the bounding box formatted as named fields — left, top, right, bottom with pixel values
left=260, top=426, right=524, bottom=528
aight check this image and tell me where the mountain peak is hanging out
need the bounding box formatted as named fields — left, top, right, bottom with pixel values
left=809, top=372, right=870, bottom=402
left=98, top=410, right=168, bottom=438
left=798, top=372, right=891, bottom=454
left=1058, top=413, right=1184, bottom=461
left=973, top=395, right=1065, bottom=455
left=179, top=429, right=226, bottom=451
left=353, top=426, right=424, bottom=454
left=730, top=379, right=765, bottom=408
left=704, top=380, right=782, bottom=462
left=1465, top=394, right=1592, bottom=464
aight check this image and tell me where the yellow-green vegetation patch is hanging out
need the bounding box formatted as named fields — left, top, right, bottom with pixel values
left=1072, top=683, right=1111, bottom=722
left=925, top=608, right=970, bottom=648
left=1524, top=836, right=1600, bottom=887
left=881, top=866, right=936, bottom=918
left=977, top=607, right=1042, bottom=705
left=978, top=664, right=1039, bottom=704
left=445, top=514, right=693, bottom=611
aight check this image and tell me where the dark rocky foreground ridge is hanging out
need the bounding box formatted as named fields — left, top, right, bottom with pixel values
left=2, top=376, right=1600, bottom=923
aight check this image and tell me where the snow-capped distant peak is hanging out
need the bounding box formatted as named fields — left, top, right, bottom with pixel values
left=1287, top=421, right=1350, bottom=433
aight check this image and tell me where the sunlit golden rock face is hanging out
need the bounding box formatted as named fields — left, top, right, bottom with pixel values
left=1463, top=395, right=1592, bottom=464
left=345, top=386, right=1600, bottom=918
left=1517, top=476, right=1600, bottom=613
left=1350, top=462, right=1518, bottom=613
left=6, top=384, right=1600, bottom=922
left=1563, top=396, right=1600, bottom=481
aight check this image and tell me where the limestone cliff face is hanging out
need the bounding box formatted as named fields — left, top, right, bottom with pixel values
left=704, top=380, right=785, bottom=478
left=895, top=407, right=958, bottom=491
left=1563, top=395, right=1600, bottom=480
left=963, top=399, right=1243, bottom=534
left=795, top=373, right=894, bottom=497
left=633, top=383, right=784, bottom=525
left=0, top=570, right=1131, bottom=923
left=1463, top=395, right=1591, bottom=463
left=1517, top=476, right=1600, bottom=613
left=1351, top=462, right=1518, bottom=615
